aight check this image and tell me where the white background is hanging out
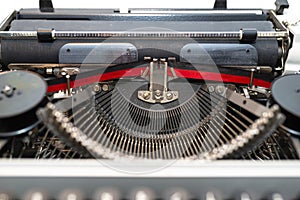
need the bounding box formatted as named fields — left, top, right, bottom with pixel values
left=0, top=0, right=299, bottom=22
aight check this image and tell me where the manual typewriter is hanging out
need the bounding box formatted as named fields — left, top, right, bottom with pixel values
left=0, top=0, right=300, bottom=199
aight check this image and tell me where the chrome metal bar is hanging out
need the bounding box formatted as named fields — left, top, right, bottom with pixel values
left=129, top=9, right=263, bottom=15
left=0, top=30, right=289, bottom=39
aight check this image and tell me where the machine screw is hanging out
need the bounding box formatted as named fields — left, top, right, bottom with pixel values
left=93, top=84, right=101, bottom=92
left=2, top=85, right=14, bottom=97
left=143, top=91, right=151, bottom=100
left=215, top=85, right=225, bottom=95
left=154, top=90, right=163, bottom=100
left=102, top=84, right=109, bottom=92
left=166, top=92, right=173, bottom=100
left=208, top=86, right=215, bottom=93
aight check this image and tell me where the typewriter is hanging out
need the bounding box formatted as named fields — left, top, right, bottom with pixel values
left=0, top=0, right=300, bottom=199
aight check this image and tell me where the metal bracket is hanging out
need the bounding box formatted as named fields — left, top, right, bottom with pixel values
left=275, top=0, right=289, bottom=15
left=213, top=0, right=227, bottom=10
left=138, top=58, right=178, bottom=104
left=59, top=43, right=138, bottom=64
left=224, top=88, right=269, bottom=117
left=53, top=67, right=80, bottom=96
left=39, top=0, right=54, bottom=13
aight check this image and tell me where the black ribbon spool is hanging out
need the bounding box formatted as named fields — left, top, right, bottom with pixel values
left=271, top=74, right=300, bottom=136
left=0, top=71, right=47, bottom=137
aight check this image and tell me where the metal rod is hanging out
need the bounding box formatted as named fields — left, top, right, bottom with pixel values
left=0, top=30, right=289, bottom=39
left=249, top=68, right=255, bottom=88
left=66, top=74, right=71, bottom=96
left=8, top=63, right=116, bottom=70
